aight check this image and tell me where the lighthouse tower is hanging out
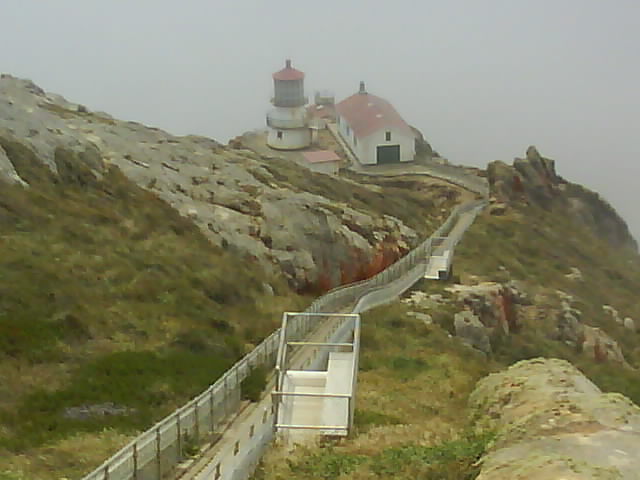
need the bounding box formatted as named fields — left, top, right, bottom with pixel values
left=266, top=59, right=311, bottom=150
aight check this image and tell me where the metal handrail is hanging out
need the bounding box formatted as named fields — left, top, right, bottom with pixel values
left=81, top=168, right=488, bottom=480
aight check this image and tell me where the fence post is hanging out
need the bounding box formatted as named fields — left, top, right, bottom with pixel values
left=236, top=368, right=241, bottom=409
left=210, top=388, right=215, bottom=433
left=155, top=427, right=162, bottom=480
left=133, top=443, right=138, bottom=480
left=177, top=413, right=182, bottom=460
left=194, top=401, right=200, bottom=442
left=224, top=376, right=229, bottom=418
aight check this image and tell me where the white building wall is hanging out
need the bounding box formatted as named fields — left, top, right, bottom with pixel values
left=337, top=115, right=415, bottom=165
left=267, top=127, right=312, bottom=150
left=336, top=115, right=368, bottom=162
left=360, top=127, right=415, bottom=165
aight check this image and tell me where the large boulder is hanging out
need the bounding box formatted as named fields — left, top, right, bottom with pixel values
left=454, top=310, right=491, bottom=354
left=0, top=143, right=27, bottom=186
left=557, top=298, right=627, bottom=364
left=581, top=325, right=626, bottom=364
left=0, top=75, right=421, bottom=290
left=447, top=281, right=523, bottom=335
left=470, top=358, right=640, bottom=479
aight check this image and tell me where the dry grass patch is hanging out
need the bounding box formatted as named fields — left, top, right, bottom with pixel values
left=0, top=429, right=136, bottom=480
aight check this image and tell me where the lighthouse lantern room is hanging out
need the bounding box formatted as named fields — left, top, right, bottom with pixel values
left=266, top=59, right=311, bottom=150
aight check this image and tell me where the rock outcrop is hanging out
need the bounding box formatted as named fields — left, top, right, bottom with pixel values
left=0, top=143, right=27, bottom=185
left=471, top=358, right=640, bottom=479
left=488, top=146, right=637, bottom=252
left=446, top=281, right=525, bottom=336
left=454, top=310, right=492, bottom=354
left=0, top=74, right=425, bottom=289
left=556, top=296, right=627, bottom=364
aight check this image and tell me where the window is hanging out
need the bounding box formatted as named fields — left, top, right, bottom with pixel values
left=277, top=131, right=283, bottom=139
left=385, top=131, right=391, bottom=141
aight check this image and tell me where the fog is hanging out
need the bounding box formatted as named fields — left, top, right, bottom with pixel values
left=2, top=0, right=639, bottom=241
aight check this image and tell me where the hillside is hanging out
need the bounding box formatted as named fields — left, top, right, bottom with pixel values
left=0, top=76, right=465, bottom=479
left=255, top=152, right=640, bottom=479
left=1, top=74, right=639, bottom=480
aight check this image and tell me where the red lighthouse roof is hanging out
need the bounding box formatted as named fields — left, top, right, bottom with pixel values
left=273, top=59, right=305, bottom=81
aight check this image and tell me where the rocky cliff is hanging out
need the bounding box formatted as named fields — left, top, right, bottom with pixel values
left=471, top=358, right=640, bottom=479
left=487, top=146, right=637, bottom=252
left=0, top=74, right=462, bottom=290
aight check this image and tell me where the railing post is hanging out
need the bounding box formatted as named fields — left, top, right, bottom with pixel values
left=133, top=443, right=138, bottom=480
left=103, top=465, right=109, bottom=480
left=155, top=427, right=162, bottom=480
left=236, top=368, right=240, bottom=408
left=195, top=401, right=200, bottom=443
left=210, top=388, right=215, bottom=433
left=224, top=376, right=229, bottom=417
left=176, top=413, right=182, bottom=459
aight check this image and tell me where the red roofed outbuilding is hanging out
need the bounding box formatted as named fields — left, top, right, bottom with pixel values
left=336, top=82, right=416, bottom=165
left=302, top=150, right=341, bottom=175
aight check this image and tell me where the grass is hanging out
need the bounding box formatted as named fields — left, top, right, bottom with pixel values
left=0, top=133, right=460, bottom=479
left=1, top=349, right=232, bottom=451
left=255, top=157, right=462, bottom=237
left=453, top=203, right=640, bottom=404
left=254, top=302, right=496, bottom=480
left=275, top=431, right=491, bottom=480
left=4, top=125, right=640, bottom=479
left=0, top=135, right=305, bottom=478
left=256, top=187, right=640, bottom=480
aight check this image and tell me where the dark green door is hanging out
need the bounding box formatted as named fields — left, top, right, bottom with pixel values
left=376, top=145, right=400, bottom=164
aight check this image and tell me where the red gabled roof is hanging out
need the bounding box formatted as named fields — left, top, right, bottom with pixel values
left=336, top=90, right=412, bottom=138
left=273, top=59, right=304, bottom=81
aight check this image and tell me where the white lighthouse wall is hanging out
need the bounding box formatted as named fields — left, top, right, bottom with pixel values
left=267, top=128, right=311, bottom=150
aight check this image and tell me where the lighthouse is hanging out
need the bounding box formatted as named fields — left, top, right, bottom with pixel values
left=266, top=59, right=311, bottom=150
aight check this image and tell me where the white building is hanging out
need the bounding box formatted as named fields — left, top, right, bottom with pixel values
left=335, top=82, right=415, bottom=165
left=266, top=60, right=311, bottom=150
left=302, top=150, right=341, bottom=175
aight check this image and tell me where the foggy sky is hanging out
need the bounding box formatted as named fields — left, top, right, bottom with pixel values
left=2, top=0, right=639, bottom=242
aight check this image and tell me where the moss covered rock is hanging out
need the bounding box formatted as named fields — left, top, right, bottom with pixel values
left=470, top=358, right=640, bottom=479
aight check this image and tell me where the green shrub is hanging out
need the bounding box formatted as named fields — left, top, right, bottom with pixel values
left=289, top=449, right=367, bottom=480
left=241, top=366, right=268, bottom=402
left=354, top=409, right=403, bottom=430
left=286, top=432, right=493, bottom=480
left=388, top=356, right=429, bottom=380
left=370, top=431, right=493, bottom=479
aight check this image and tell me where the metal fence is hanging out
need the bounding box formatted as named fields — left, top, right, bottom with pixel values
left=195, top=313, right=362, bottom=480
left=81, top=171, right=488, bottom=480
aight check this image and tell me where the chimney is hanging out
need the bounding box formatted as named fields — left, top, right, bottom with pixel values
left=285, top=59, right=292, bottom=69
left=359, top=81, right=366, bottom=94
